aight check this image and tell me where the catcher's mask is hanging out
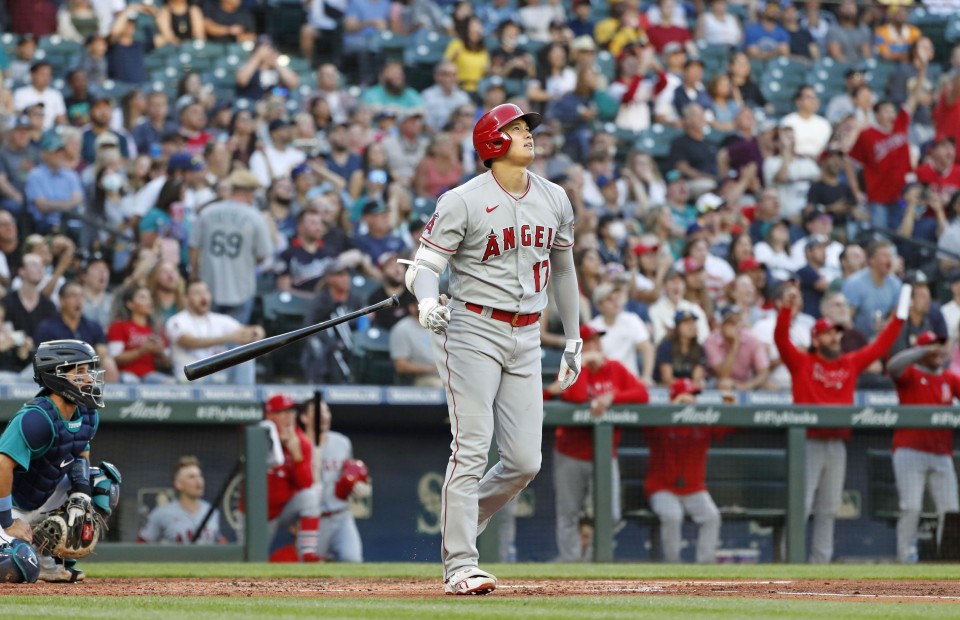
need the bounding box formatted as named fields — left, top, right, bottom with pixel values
left=34, top=340, right=105, bottom=409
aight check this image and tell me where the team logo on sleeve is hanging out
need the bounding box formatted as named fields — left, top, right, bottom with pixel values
left=424, top=212, right=439, bottom=235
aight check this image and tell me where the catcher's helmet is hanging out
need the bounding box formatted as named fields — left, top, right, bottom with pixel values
left=669, top=378, right=702, bottom=401
left=34, top=340, right=105, bottom=409
left=264, top=393, right=297, bottom=415
left=473, top=103, right=542, bottom=168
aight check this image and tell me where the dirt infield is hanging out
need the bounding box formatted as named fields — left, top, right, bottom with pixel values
left=6, top=578, right=960, bottom=602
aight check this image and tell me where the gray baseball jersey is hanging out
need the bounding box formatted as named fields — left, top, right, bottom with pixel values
left=420, top=170, right=574, bottom=313
left=315, top=431, right=353, bottom=514
left=188, top=200, right=274, bottom=306
left=138, top=499, right=221, bottom=544
left=313, top=430, right=363, bottom=561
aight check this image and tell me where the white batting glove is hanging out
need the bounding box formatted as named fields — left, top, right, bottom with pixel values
left=419, top=298, right=451, bottom=334
left=895, top=284, right=913, bottom=320
left=557, top=339, right=583, bottom=390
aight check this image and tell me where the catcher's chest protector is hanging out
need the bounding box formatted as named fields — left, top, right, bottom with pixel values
left=13, top=398, right=98, bottom=511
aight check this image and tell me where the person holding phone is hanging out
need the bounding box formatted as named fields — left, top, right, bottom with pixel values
left=235, top=39, right=301, bottom=102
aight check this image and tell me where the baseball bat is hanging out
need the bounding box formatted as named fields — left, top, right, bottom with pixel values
left=184, top=295, right=400, bottom=381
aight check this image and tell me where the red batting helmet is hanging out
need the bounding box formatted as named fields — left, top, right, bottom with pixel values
left=473, top=103, right=542, bottom=168
left=264, top=393, right=297, bottom=415
left=335, top=459, right=370, bottom=500
left=669, top=378, right=702, bottom=401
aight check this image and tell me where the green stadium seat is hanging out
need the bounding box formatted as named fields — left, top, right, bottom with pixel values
left=351, top=327, right=395, bottom=385
left=351, top=274, right=382, bottom=303
left=261, top=291, right=311, bottom=381
left=596, top=50, right=615, bottom=82
left=377, top=30, right=410, bottom=60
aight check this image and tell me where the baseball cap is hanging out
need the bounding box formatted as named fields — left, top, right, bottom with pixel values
left=917, top=331, right=947, bottom=346
left=376, top=251, right=399, bottom=268
left=18, top=34, right=35, bottom=46
left=695, top=192, right=725, bottom=213
left=664, top=268, right=685, bottom=282
left=94, top=132, right=120, bottom=149
left=595, top=174, right=615, bottom=189
left=291, top=163, right=311, bottom=180
left=674, top=308, right=697, bottom=324
left=684, top=56, right=705, bottom=69
left=632, top=241, right=659, bottom=255
left=811, top=317, right=844, bottom=338
left=12, top=115, right=31, bottom=129
left=803, top=205, right=832, bottom=225
left=322, top=258, right=350, bottom=277
left=592, top=282, right=618, bottom=306
left=720, top=305, right=742, bottom=323
left=685, top=222, right=704, bottom=238
left=39, top=131, right=65, bottom=152
left=669, top=377, right=702, bottom=400
left=268, top=118, right=291, bottom=133
left=227, top=169, right=262, bottom=190
left=738, top=257, right=764, bottom=273
left=663, top=42, right=685, bottom=56
left=579, top=324, right=606, bottom=341
left=665, top=169, right=684, bottom=184
left=570, top=35, right=597, bottom=52
left=362, top=199, right=389, bottom=216
left=805, top=234, right=830, bottom=249
left=906, top=270, right=930, bottom=286
left=398, top=108, right=425, bottom=123
left=682, top=257, right=704, bottom=273
left=167, top=152, right=205, bottom=172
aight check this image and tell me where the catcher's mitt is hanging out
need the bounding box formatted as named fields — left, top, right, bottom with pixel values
left=32, top=497, right=107, bottom=560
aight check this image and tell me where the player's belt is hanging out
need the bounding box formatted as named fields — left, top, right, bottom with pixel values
left=464, top=303, right=540, bottom=327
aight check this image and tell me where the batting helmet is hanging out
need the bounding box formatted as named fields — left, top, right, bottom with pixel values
left=264, top=393, right=297, bottom=415
left=335, top=459, right=370, bottom=500
left=473, top=103, right=542, bottom=168
left=669, top=378, right=702, bottom=401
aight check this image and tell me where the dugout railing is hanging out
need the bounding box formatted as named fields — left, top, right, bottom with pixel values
left=1, top=383, right=956, bottom=563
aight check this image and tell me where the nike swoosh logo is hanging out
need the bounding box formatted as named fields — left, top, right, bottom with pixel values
left=486, top=205, right=500, bottom=213
left=60, top=458, right=74, bottom=468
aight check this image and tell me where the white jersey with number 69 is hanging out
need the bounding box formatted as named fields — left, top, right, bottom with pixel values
left=419, top=170, right=574, bottom=314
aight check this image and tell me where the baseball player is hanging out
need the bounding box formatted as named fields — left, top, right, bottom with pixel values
left=887, top=331, right=960, bottom=563
left=0, top=340, right=121, bottom=583
left=300, top=398, right=366, bottom=563
left=138, top=455, right=223, bottom=544
left=402, top=103, right=582, bottom=594
left=776, top=281, right=908, bottom=563
left=645, top=378, right=730, bottom=564
left=263, top=394, right=322, bottom=563
left=549, top=323, right=649, bottom=562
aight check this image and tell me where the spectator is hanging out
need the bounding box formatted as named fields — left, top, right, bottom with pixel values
left=527, top=43, right=577, bottom=114
left=826, top=0, right=871, bottom=64
left=203, top=0, right=256, bottom=43
left=189, top=170, right=273, bottom=323
left=138, top=456, right=223, bottom=544
left=743, top=1, right=789, bottom=61
left=381, top=110, right=429, bottom=185
left=389, top=294, right=442, bottom=386
left=74, top=33, right=110, bottom=89
left=2, top=253, right=57, bottom=365
left=874, top=5, right=919, bottom=63
left=806, top=150, right=860, bottom=241
left=547, top=323, right=649, bottom=561
left=517, top=0, right=566, bottom=43
left=413, top=133, right=463, bottom=200
left=63, top=69, right=94, bottom=128
left=177, top=96, right=214, bottom=155
left=25, top=132, right=84, bottom=236
left=236, top=41, right=301, bottom=102
left=776, top=281, right=905, bottom=562
left=366, top=252, right=411, bottom=331
left=354, top=199, right=408, bottom=264
left=0, top=303, right=34, bottom=375
left=848, top=63, right=927, bottom=231
left=106, top=4, right=152, bottom=85
left=299, top=397, right=366, bottom=563
left=825, top=69, right=867, bottom=125
left=139, top=178, right=189, bottom=270
left=834, top=242, right=866, bottom=289
left=753, top=220, right=797, bottom=282
left=762, top=125, right=821, bottom=224
left=706, top=74, right=740, bottom=133
left=566, top=0, right=594, bottom=39
left=80, top=252, right=113, bottom=329
left=166, top=279, right=263, bottom=383
left=0, top=212, right=20, bottom=289
left=324, top=124, right=362, bottom=191
left=360, top=62, right=424, bottom=115
left=0, top=115, right=37, bottom=216
left=782, top=2, right=818, bottom=60
left=421, top=62, right=473, bottom=132
left=668, top=104, right=717, bottom=196
left=342, top=0, right=392, bottom=84
left=547, top=66, right=601, bottom=162
left=13, top=62, right=67, bottom=130
left=917, top=136, right=960, bottom=203
left=262, top=394, right=323, bottom=562
left=81, top=97, right=131, bottom=164
left=888, top=333, right=960, bottom=563
left=649, top=268, right=710, bottom=345
left=696, top=0, right=742, bottom=47
left=897, top=183, right=948, bottom=272
left=726, top=49, right=766, bottom=110
left=608, top=44, right=660, bottom=134
left=7, top=36, right=38, bottom=87
left=277, top=208, right=349, bottom=298
left=889, top=271, right=948, bottom=357
left=147, top=260, right=185, bottom=325
left=645, top=378, right=728, bottom=563
left=35, top=281, right=120, bottom=382
left=672, top=58, right=713, bottom=123
left=942, top=272, right=960, bottom=344
left=444, top=16, right=490, bottom=94
left=489, top=21, right=535, bottom=82
left=791, top=206, right=844, bottom=278
left=249, top=119, right=307, bottom=188
left=107, top=284, right=173, bottom=384
left=886, top=37, right=933, bottom=108
left=751, top=280, right=814, bottom=391
left=301, top=0, right=347, bottom=68
left=58, top=1, right=101, bottom=45
left=842, top=240, right=903, bottom=339
left=301, top=259, right=366, bottom=384
left=654, top=308, right=705, bottom=386
left=704, top=304, right=770, bottom=390
left=132, top=92, right=176, bottom=158
left=652, top=43, right=687, bottom=126
left=589, top=282, right=654, bottom=382
left=7, top=0, right=58, bottom=36
left=794, top=234, right=831, bottom=318
left=646, top=0, right=694, bottom=54
left=779, top=85, right=831, bottom=160
left=157, top=0, right=206, bottom=46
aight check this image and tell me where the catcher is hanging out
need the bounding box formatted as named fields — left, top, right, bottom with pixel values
left=0, top=340, right=121, bottom=583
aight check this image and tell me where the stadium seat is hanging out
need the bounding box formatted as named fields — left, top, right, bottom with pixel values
left=351, top=274, right=382, bottom=303
left=351, top=327, right=395, bottom=385
left=377, top=30, right=410, bottom=61
left=261, top=291, right=311, bottom=381
left=635, top=123, right=684, bottom=167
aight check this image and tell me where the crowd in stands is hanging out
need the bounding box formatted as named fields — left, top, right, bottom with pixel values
left=1, top=0, right=960, bottom=389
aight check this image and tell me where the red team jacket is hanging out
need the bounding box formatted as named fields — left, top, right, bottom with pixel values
left=893, top=365, right=960, bottom=455
left=553, top=360, right=649, bottom=461
left=266, top=427, right=314, bottom=520
left=643, top=426, right=733, bottom=497
left=775, top=308, right=904, bottom=440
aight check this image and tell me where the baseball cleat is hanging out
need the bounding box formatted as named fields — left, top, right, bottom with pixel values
left=38, top=556, right=84, bottom=583
left=444, top=567, right=497, bottom=595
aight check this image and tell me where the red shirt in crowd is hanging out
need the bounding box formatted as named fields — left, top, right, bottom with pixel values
left=848, top=109, right=913, bottom=205
left=553, top=359, right=649, bottom=461
left=266, top=427, right=314, bottom=520
left=916, top=161, right=960, bottom=203
left=643, top=425, right=733, bottom=497
left=933, top=90, right=960, bottom=146
left=106, top=320, right=161, bottom=377
left=893, top=364, right=960, bottom=456
left=775, top=307, right=904, bottom=440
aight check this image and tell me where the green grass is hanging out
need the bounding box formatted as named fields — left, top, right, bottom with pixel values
left=82, top=561, right=960, bottom=581
left=0, top=596, right=957, bottom=620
